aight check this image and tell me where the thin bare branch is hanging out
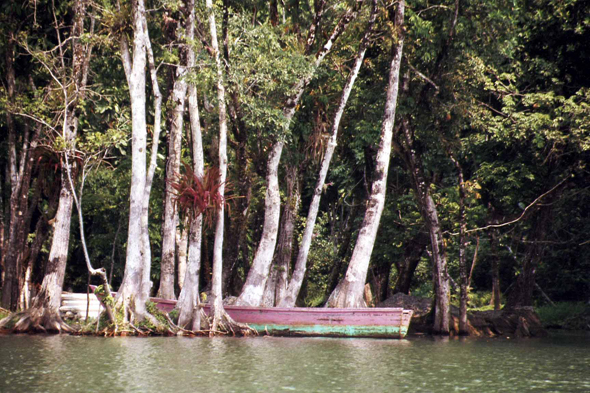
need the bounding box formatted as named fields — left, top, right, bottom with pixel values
left=408, top=63, right=439, bottom=91
left=416, top=4, right=451, bottom=16
left=14, top=112, right=58, bottom=132
left=447, top=177, right=569, bottom=236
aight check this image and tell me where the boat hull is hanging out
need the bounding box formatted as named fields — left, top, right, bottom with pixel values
left=205, top=306, right=412, bottom=339
left=89, top=287, right=412, bottom=338
left=155, top=299, right=412, bottom=338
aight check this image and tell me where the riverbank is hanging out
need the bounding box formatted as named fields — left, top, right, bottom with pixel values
left=378, top=293, right=590, bottom=337
left=3, top=297, right=588, bottom=338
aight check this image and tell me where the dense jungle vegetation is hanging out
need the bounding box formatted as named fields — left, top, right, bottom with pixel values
left=0, top=0, right=589, bottom=335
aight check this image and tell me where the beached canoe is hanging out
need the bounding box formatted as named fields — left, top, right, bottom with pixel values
left=147, top=297, right=413, bottom=338
left=90, top=287, right=413, bottom=338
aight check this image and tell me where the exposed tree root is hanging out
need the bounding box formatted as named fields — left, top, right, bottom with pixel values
left=0, top=307, right=75, bottom=334
left=165, top=310, right=208, bottom=336
left=207, top=303, right=257, bottom=337
left=176, top=302, right=209, bottom=332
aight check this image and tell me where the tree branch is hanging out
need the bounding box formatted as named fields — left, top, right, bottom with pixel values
left=449, top=177, right=570, bottom=235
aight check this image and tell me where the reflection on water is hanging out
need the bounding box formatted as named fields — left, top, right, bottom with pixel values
left=1, top=332, right=589, bottom=392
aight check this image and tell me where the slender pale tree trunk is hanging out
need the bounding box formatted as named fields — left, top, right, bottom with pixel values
left=117, top=0, right=150, bottom=322
left=159, top=14, right=192, bottom=298
left=206, top=0, right=232, bottom=331
left=176, top=0, right=204, bottom=331
left=279, top=0, right=378, bottom=307
left=176, top=221, right=189, bottom=290
left=137, top=15, right=164, bottom=319
left=237, top=2, right=362, bottom=306
left=326, top=0, right=405, bottom=308
left=176, top=214, right=203, bottom=330
left=24, top=184, right=75, bottom=331
left=262, top=167, right=300, bottom=306
left=175, top=85, right=204, bottom=329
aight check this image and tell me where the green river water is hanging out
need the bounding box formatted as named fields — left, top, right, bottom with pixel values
left=1, top=332, right=589, bottom=392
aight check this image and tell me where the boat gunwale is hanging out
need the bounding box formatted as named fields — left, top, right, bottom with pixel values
left=89, top=286, right=413, bottom=317
left=159, top=300, right=408, bottom=315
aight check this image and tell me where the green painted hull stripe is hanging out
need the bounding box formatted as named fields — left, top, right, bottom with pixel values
left=247, top=323, right=408, bottom=338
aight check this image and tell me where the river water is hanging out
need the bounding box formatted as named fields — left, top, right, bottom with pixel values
left=1, top=332, right=589, bottom=392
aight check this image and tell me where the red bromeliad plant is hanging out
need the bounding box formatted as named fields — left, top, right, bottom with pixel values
left=171, top=163, right=234, bottom=227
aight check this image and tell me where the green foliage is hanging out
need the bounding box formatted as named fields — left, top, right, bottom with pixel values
left=0, top=309, right=10, bottom=321
left=141, top=301, right=170, bottom=332
left=224, top=12, right=314, bottom=136
left=2, top=0, right=589, bottom=315
left=537, top=302, right=589, bottom=329
left=467, top=291, right=499, bottom=310
left=411, top=280, right=434, bottom=300
left=302, top=212, right=338, bottom=306
left=167, top=309, right=179, bottom=324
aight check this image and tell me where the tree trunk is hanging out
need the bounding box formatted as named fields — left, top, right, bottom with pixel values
left=16, top=180, right=75, bottom=331
left=262, top=167, right=300, bottom=307
left=369, top=262, right=390, bottom=305
left=279, top=0, right=377, bottom=307
left=236, top=141, right=284, bottom=306
left=490, top=230, right=501, bottom=311
left=326, top=0, right=405, bottom=309
left=1, top=127, right=38, bottom=311
left=448, top=151, right=469, bottom=335
left=402, top=119, right=451, bottom=333
left=505, top=205, right=552, bottom=310
left=401, top=117, right=451, bottom=334
left=237, top=2, right=361, bottom=307
left=177, top=215, right=203, bottom=330
left=176, top=0, right=203, bottom=330
left=176, top=219, right=189, bottom=291
left=159, top=22, right=191, bottom=298
left=392, top=231, right=429, bottom=294
left=20, top=199, right=55, bottom=304
left=3, top=0, right=95, bottom=331
left=219, top=0, right=252, bottom=296
left=269, top=0, right=279, bottom=26
left=1, top=34, right=37, bottom=311
left=274, top=173, right=300, bottom=306
left=205, top=0, right=248, bottom=334
left=117, top=0, right=150, bottom=322
left=175, top=87, right=204, bottom=329
left=424, top=193, right=451, bottom=334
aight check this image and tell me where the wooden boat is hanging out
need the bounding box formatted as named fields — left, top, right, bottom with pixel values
left=149, top=298, right=413, bottom=339
left=89, top=286, right=413, bottom=338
